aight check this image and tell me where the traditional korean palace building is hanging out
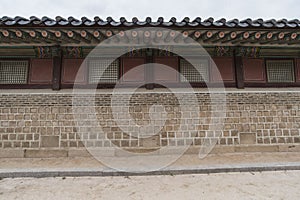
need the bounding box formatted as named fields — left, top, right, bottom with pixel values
left=0, top=16, right=300, bottom=158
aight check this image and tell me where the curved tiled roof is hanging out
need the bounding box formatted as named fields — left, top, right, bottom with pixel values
left=0, top=16, right=299, bottom=28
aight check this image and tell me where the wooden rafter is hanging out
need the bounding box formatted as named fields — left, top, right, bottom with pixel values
left=0, top=28, right=298, bottom=46
left=66, top=30, right=91, bottom=44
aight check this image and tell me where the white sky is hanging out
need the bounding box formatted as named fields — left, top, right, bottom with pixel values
left=0, top=0, right=299, bottom=21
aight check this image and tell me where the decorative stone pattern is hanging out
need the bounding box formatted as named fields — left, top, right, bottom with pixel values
left=0, top=90, right=300, bottom=150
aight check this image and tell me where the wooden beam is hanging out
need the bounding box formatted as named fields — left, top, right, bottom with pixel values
left=234, top=48, right=244, bottom=89
left=52, top=46, right=62, bottom=90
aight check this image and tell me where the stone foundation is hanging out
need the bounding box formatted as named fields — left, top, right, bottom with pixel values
left=0, top=88, right=300, bottom=157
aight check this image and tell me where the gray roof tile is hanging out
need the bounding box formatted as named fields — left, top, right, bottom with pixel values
left=0, top=16, right=299, bottom=28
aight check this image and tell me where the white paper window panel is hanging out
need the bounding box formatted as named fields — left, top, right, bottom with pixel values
left=180, top=59, right=209, bottom=82
left=266, top=60, right=294, bottom=83
left=88, top=59, right=119, bottom=83
left=0, top=60, right=28, bottom=84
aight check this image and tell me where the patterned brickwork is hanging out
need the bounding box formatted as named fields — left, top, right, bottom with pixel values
left=0, top=91, right=300, bottom=149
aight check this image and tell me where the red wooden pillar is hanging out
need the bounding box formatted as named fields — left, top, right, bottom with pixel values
left=52, top=46, right=62, bottom=90
left=234, top=48, right=244, bottom=89
left=145, top=48, right=154, bottom=90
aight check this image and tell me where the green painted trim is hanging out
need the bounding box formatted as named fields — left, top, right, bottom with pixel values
left=0, top=46, right=34, bottom=49
left=0, top=56, right=34, bottom=58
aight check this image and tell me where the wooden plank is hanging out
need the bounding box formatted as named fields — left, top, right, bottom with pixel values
left=153, top=56, right=178, bottom=83
left=243, top=58, right=265, bottom=82
left=211, top=57, right=235, bottom=82
left=61, top=59, right=87, bottom=84
left=29, top=59, right=53, bottom=83
left=121, top=57, right=146, bottom=82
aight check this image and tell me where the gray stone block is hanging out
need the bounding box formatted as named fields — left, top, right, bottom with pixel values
left=40, top=135, right=59, bottom=148
left=24, top=149, right=67, bottom=158
left=240, top=132, right=256, bottom=145
left=0, top=149, right=24, bottom=158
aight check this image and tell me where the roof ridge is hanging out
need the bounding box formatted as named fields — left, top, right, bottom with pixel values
left=0, top=16, right=299, bottom=28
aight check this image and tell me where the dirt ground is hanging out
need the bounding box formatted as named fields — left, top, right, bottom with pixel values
left=0, top=170, right=299, bottom=200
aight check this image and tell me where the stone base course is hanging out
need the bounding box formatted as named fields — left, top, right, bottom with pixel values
left=0, top=144, right=299, bottom=158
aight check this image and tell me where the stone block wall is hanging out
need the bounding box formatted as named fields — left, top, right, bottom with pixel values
left=0, top=89, right=300, bottom=155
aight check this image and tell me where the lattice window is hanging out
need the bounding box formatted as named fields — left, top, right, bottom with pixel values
left=266, top=60, right=294, bottom=83
left=0, top=60, right=28, bottom=84
left=88, top=59, right=119, bottom=83
left=180, top=59, right=209, bottom=82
